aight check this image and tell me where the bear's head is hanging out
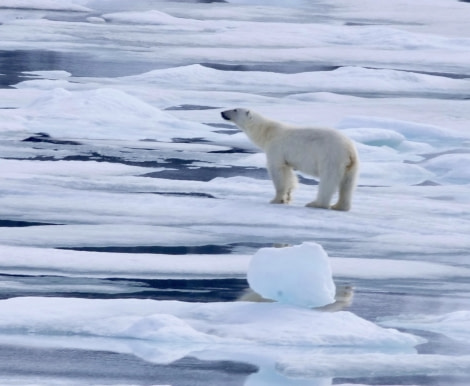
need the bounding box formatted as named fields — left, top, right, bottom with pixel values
left=221, top=108, right=253, bottom=129
left=220, top=108, right=276, bottom=150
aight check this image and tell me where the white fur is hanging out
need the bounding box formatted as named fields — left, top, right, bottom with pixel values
left=221, top=108, right=359, bottom=211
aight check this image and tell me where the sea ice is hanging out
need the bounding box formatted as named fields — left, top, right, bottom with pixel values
left=340, top=128, right=406, bottom=148
left=1, top=0, right=470, bottom=382
left=422, top=153, right=470, bottom=185
left=118, top=64, right=470, bottom=98
left=14, top=87, right=215, bottom=141
left=277, top=352, right=470, bottom=379
left=247, top=243, right=336, bottom=308
left=338, top=116, right=466, bottom=144
left=0, top=296, right=423, bottom=354
left=0, top=244, right=469, bottom=281
left=357, top=161, right=433, bottom=187
left=103, top=10, right=206, bottom=28
left=380, top=311, right=470, bottom=343
left=0, top=0, right=91, bottom=12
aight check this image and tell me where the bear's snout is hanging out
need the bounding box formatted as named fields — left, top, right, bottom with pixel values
left=221, top=110, right=231, bottom=121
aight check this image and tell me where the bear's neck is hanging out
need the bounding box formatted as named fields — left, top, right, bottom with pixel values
left=243, top=120, right=280, bottom=150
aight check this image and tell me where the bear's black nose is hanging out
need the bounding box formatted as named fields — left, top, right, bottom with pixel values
left=221, top=111, right=230, bottom=121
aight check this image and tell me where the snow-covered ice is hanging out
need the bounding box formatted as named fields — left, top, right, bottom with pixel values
left=380, top=311, right=470, bottom=343
left=1, top=244, right=469, bottom=281
left=0, top=0, right=91, bottom=12
left=0, top=0, right=470, bottom=384
left=0, top=297, right=422, bottom=350
left=277, top=352, right=470, bottom=379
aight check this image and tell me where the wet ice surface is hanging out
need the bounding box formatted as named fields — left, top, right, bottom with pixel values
left=1, top=0, right=470, bottom=385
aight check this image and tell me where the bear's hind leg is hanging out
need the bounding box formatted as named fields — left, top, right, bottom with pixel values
left=306, top=172, right=339, bottom=209
left=331, top=158, right=358, bottom=211
left=268, top=163, right=297, bottom=204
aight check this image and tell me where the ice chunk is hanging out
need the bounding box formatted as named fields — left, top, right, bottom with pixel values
left=247, top=242, right=336, bottom=308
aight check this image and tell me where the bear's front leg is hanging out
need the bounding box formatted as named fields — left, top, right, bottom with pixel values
left=267, top=160, right=297, bottom=205
left=270, top=195, right=289, bottom=204
left=270, top=188, right=293, bottom=204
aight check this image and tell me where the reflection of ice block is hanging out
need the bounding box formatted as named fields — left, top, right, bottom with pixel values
left=247, top=242, right=336, bottom=308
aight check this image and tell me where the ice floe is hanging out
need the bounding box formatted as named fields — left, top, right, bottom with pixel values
left=380, top=311, right=470, bottom=343
left=0, top=297, right=423, bottom=352
left=0, top=0, right=91, bottom=12
left=1, top=244, right=469, bottom=281
left=118, top=65, right=470, bottom=99
left=277, top=352, right=470, bottom=379
left=13, top=88, right=216, bottom=141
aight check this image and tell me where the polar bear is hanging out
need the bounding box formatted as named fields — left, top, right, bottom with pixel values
left=221, top=108, right=359, bottom=211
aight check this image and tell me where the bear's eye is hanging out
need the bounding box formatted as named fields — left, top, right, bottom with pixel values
left=234, top=109, right=238, bottom=113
